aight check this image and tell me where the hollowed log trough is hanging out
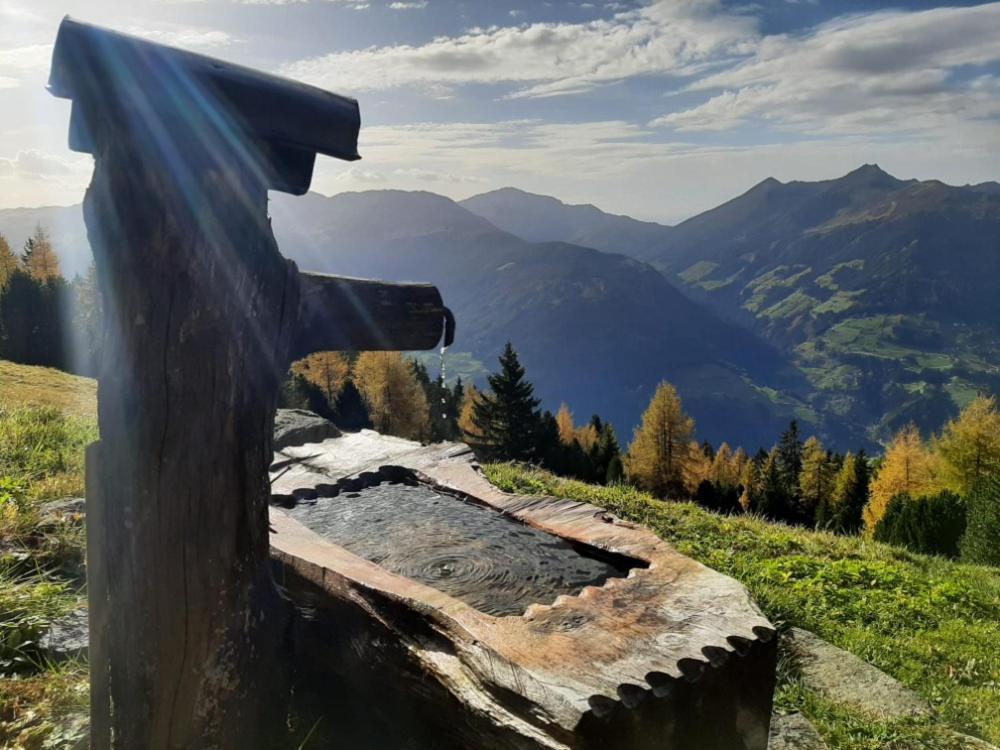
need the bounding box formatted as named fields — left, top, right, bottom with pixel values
left=270, top=431, right=778, bottom=750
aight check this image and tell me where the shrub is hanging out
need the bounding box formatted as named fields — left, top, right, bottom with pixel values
left=962, top=474, right=1000, bottom=566
left=874, top=491, right=966, bottom=558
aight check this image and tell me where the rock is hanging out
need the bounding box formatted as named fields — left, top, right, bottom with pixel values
left=951, top=732, right=1000, bottom=750
left=40, top=608, right=89, bottom=662
left=786, top=628, right=931, bottom=719
left=39, top=497, right=86, bottom=518
left=273, top=409, right=341, bottom=451
left=768, top=713, right=827, bottom=750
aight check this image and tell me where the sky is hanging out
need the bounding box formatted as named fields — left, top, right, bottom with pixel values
left=1, top=0, right=999, bottom=223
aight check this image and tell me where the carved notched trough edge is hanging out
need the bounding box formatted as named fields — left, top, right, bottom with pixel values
left=269, top=438, right=778, bottom=742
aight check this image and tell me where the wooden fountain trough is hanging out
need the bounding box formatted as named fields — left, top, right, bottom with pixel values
left=269, top=430, right=778, bottom=750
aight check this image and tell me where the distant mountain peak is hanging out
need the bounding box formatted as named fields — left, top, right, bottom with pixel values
left=836, top=163, right=903, bottom=187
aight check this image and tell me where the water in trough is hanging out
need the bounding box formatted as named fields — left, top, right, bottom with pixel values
left=285, top=481, right=629, bottom=616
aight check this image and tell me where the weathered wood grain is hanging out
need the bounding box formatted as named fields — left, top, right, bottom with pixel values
left=270, top=432, right=778, bottom=749
left=83, top=104, right=297, bottom=749
left=291, top=272, right=450, bottom=356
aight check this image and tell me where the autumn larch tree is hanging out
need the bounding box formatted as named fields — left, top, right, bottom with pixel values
left=353, top=351, right=430, bottom=441
left=556, top=403, right=576, bottom=446
left=471, top=342, right=541, bottom=461
left=0, top=233, right=17, bottom=289
left=799, top=436, right=834, bottom=521
left=864, top=423, right=939, bottom=534
left=292, top=351, right=351, bottom=407
left=625, top=381, right=695, bottom=499
left=21, top=224, right=61, bottom=282
left=935, top=394, right=1000, bottom=496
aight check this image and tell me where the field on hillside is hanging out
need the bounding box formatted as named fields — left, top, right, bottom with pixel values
left=487, top=465, right=1000, bottom=750
left=0, top=361, right=97, bottom=420
left=1, top=360, right=998, bottom=749
left=1, top=362, right=92, bottom=749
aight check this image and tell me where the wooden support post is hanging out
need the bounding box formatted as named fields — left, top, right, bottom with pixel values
left=83, top=113, right=298, bottom=749
left=50, top=20, right=453, bottom=748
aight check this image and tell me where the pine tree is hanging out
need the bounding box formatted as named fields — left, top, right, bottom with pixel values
left=21, top=224, right=61, bottom=282
left=470, top=342, right=541, bottom=461
left=776, top=420, right=803, bottom=500
left=625, top=381, right=695, bottom=499
left=757, top=448, right=787, bottom=519
left=799, top=436, right=834, bottom=523
left=864, top=424, right=939, bottom=534
left=353, top=351, right=429, bottom=441
left=333, top=379, right=372, bottom=430
left=935, top=395, right=1000, bottom=496
left=820, top=450, right=870, bottom=534
left=69, top=262, right=103, bottom=376
left=592, top=422, right=622, bottom=485
left=961, top=474, right=1000, bottom=565
left=606, top=454, right=625, bottom=484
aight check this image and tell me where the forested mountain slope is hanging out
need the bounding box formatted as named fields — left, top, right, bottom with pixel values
left=465, top=166, right=1000, bottom=441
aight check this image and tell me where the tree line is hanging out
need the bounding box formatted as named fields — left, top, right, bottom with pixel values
left=0, top=227, right=101, bottom=376
left=441, top=343, right=1000, bottom=566
left=4, top=230, right=996, bottom=565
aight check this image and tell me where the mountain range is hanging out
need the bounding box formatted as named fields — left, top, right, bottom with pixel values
left=463, top=165, right=1000, bottom=445
left=3, top=165, right=998, bottom=450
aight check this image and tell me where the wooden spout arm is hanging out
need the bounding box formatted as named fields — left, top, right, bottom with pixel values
left=290, top=271, right=454, bottom=360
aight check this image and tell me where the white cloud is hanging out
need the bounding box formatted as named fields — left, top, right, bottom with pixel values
left=391, top=167, right=486, bottom=183
left=652, top=3, right=1000, bottom=135
left=123, top=26, right=238, bottom=49
left=308, top=115, right=1000, bottom=224
left=389, top=1, right=427, bottom=8
left=281, top=0, right=758, bottom=97
left=0, top=2, right=43, bottom=22
left=0, top=150, right=92, bottom=181
left=0, top=44, right=53, bottom=73
left=0, top=75, right=19, bottom=89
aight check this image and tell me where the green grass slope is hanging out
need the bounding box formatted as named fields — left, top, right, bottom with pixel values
left=1, top=362, right=93, bottom=749
left=486, top=464, right=1000, bottom=750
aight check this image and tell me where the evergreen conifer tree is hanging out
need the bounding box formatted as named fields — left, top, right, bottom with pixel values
left=470, top=342, right=541, bottom=461
left=776, top=420, right=803, bottom=500
left=961, top=474, right=1000, bottom=565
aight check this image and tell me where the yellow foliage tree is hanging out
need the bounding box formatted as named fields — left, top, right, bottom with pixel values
left=864, top=424, right=939, bottom=533
left=575, top=423, right=599, bottom=453
left=935, top=394, right=1000, bottom=495
left=0, top=233, right=16, bottom=288
left=457, top=385, right=482, bottom=442
left=291, top=351, right=350, bottom=406
left=625, top=381, right=695, bottom=498
left=556, top=403, right=576, bottom=446
left=710, top=442, right=740, bottom=489
left=352, top=352, right=430, bottom=441
left=799, top=436, right=834, bottom=515
left=684, top=441, right=712, bottom=494
left=738, top=457, right=760, bottom=512
left=21, top=224, right=61, bottom=282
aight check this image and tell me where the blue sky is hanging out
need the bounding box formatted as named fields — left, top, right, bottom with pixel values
left=2, top=0, right=999, bottom=222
